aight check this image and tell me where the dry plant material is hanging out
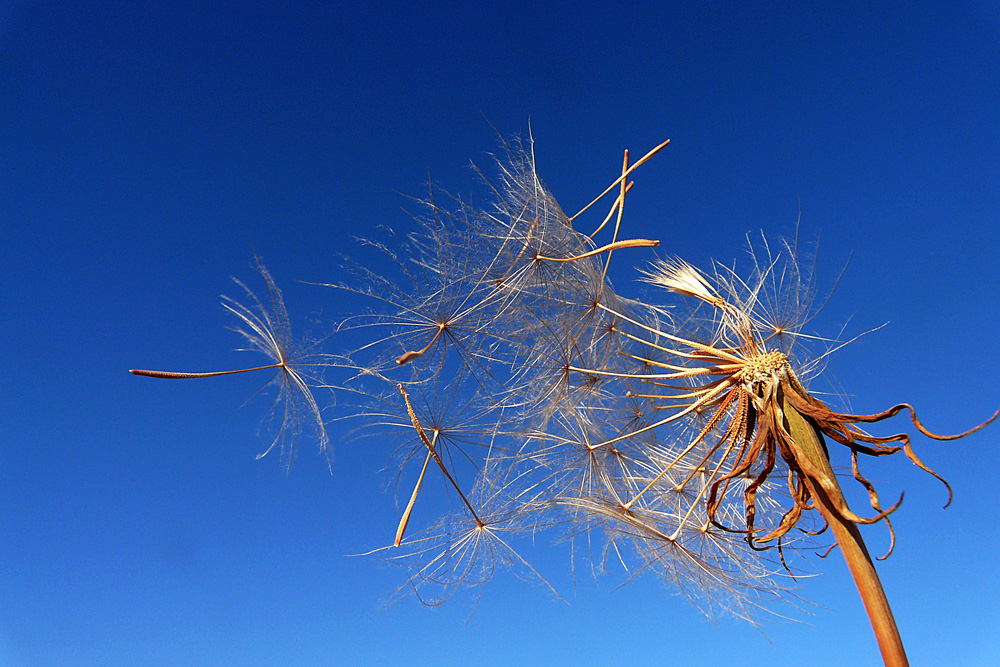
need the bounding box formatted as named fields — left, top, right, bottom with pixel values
left=131, top=258, right=332, bottom=471
left=132, top=135, right=996, bottom=665
left=633, top=259, right=997, bottom=666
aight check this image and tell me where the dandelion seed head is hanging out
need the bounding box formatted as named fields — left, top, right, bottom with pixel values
left=137, top=133, right=995, bottom=636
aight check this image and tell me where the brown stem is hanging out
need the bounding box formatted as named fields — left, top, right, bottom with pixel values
left=394, top=446, right=433, bottom=547
left=535, top=238, right=659, bottom=263
left=396, top=324, right=446, bottom=365
left=780, top=389, right=908, bottom=667
left=397, top=384, right=482, bottom=527
left=130, top=363, right=284, bottom=379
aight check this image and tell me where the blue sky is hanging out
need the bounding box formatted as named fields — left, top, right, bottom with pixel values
left=3, top=2, right=1000, bottom=665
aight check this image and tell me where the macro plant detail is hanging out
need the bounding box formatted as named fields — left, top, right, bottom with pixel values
left=131, top=259, right=332, bottom=472
left=632, top=257, right=997, bottom=665
left=131, top=135, right=996, bottom=666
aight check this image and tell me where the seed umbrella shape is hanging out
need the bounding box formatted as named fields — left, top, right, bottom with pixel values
left=131, top=136, right=996, bottom=666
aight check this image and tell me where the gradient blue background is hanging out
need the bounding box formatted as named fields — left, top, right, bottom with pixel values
left=3, top=2, right=999, bottom=665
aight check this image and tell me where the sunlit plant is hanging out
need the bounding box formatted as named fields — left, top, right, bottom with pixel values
left=131, top=258, right=332, bottom=471
left=132, top=135, right=995, bottom=666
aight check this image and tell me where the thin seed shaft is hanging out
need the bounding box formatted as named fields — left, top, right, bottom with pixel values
left=569, top=138, right=670, bottom=221
left=130, top=363, right=284, bottom=379
left=398, top=384, right=482, bottom=526
left=535, top=238, right=659, bottom=262
left=394, top=443, right=434, bottom=547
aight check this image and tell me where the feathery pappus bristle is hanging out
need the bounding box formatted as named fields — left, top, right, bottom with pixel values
left=642, top=257, right=722, bottom=306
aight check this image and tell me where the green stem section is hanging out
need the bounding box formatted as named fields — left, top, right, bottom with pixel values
left=780, top=391, right=908, bottom=667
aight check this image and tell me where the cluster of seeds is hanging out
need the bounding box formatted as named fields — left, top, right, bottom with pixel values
left=133, top=136, right=996, bottom=630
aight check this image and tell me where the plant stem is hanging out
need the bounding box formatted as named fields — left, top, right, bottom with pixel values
left=780, top=391, right=909, bottom=667
left=130, top=363, right=284, bottom=379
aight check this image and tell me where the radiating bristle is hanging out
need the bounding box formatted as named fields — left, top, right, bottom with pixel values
left=133, top=134, right=995, bottom=636
left=642, top=258, right=722, bottom=305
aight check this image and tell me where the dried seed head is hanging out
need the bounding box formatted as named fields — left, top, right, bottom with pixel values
left=736, top=350, right=789, bottom=387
